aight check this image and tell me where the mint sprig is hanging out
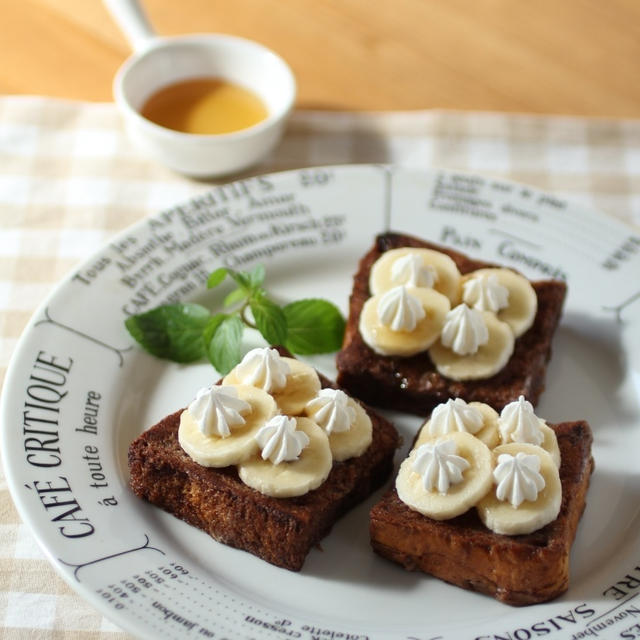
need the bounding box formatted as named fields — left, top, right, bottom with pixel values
left=124, top=264, right=345, bottom=374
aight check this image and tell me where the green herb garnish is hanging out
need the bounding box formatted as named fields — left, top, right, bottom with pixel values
left=124, top=264, right=345, bottom=374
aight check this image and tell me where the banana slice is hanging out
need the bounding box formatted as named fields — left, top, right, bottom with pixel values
left=225, top=357, right=321, bottom=416
left=178, top=385, right=278, bottom=467
left=429, top=310, right=514, bottom=380
left=396, top=431, right=494, bottom=520
left=359, top=286, right=451, bottom=356
left=415, top=401, right=500, bottom=450
left=315, top=397, right=373, bottom=462
left=238, top=417, right=333, bottom=498
left=369, top=247, right=462, bottom=304
left=462, top=268, right=537, bottom=337
left=476, top=443, right=561, bottom=535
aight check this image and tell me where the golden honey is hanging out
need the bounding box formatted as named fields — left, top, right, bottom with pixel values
left=140, top=77, right=268, bottom=135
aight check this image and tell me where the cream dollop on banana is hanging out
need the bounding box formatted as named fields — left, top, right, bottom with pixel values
left=226, top=347, right=290, bottom=393
left=462, top=272, right=509, bottom=313
left=359, top=285, right=450, bottom=356
left=224, top=347, right=321, bottom=415
left=369, top=247, right=462, bottom=303
left=391, top=252, right=438, bottom=288
left=238, top=417, right=333, bottom=498
left=396, top=432, right=493, bottom=520
left=304, top=388, right=373, bottom=461
left=462, top=268, right=537, bottom=337
left=476, top=443, right=561, bottom=535
left=414, top=398, right=500, bottom=449
left=429, top=306, right=514, bottom=381
left=498, top=396, right=560, bottom=466
left=255, top=415, right=309, bottom=464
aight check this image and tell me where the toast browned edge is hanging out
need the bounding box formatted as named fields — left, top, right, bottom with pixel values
left=128, top=368, right=400, bottom=571
left=369, top=420, right=594, bottom=606
left=335, top=232, right=567, bottom=416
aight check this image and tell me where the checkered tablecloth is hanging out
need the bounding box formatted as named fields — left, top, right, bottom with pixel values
left=1, top=95, right=639, bottom=638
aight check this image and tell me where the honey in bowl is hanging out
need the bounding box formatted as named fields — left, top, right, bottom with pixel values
left=140, top=77, right=269, bottom=135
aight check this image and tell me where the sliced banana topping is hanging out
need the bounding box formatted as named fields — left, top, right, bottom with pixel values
left=369, top=247, right=462, bottom=303
left=179, top=385, right=278, bottom=467
left=429, top=309, right=515, bottom=380
left=359, top=286, right=451, bottom=356
left=396, top=432, right=493, bottom=520
left=462, top=268, right=537, bottom=337
left=238, top=417, right=333, bottom=498
left=476, top=443, right=561, bottom=535
left=415, top=399, right=500, bottom=449
left=498, top=396, right=560, bottom=466
left=304, top=389, right=373, bottom=461
left=225, top=353, right=321, bottom=415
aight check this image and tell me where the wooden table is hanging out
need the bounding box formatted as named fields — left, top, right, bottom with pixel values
left=2, top=0, right=640, bottom=117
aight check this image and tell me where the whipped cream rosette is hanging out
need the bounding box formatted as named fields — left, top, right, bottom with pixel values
left=369, top=246, right=462, bottom=303
left=359, top=284, right=451, bottom=356
left=238, top=415, right=333, bottom=498
left=462, top=267, right=538, bottom=337
left=223, top=347, right=321, bottom=415
left=429, top=303, right=515, bottom=380
left=304, top=388, right=373, bottom=462
left=414, top=397, right=500, bottom=449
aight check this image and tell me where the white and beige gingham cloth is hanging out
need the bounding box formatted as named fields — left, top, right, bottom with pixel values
left=1, top=95, right=639, bottom=638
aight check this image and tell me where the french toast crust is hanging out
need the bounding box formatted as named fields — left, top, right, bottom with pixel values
left=128, top=386, right=399, bottom=571
left=369, top=420, right=594, bottom=605
left=336, top=232, right=567, bottom=415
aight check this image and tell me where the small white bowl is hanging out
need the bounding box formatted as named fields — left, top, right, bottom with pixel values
left=107, top=1, right=296, bottom=178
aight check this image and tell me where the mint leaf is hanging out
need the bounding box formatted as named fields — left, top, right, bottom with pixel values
left=247, top=264, right=266, bottom=289
left=205, top=314, right=244, bottom=374
left=227, top=264, right=265, bottom=294
left=207, top=267, right=228, bottom=289
left=283, top=299, right=345, bottom=354
left=223, top=287, right=247, bottom=308
left=250, top=293, right=288, bottom=346
left=125, top=304, right=210, bottom=363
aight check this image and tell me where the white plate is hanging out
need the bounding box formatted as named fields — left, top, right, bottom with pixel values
left=2, top=165, right=640, bottom=640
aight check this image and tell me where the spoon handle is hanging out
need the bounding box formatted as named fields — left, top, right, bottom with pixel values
left=103, top=0, right=156, bottom=52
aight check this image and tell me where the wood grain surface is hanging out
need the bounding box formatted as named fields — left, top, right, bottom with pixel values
left=2, top=0, right=640, bottom=117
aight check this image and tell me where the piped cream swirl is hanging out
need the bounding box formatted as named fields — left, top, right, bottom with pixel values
left=254, top=415, right=310, bottom=464
left=440, top=303, right=489, bottom=355
left=494, top=451, right=546, bottom=507
left=232, top=347, right=290, bottom=393
left=412, top=439, right=470, bottom=494
left=305, top=388, right=356, bottom=435
left=186, top=385, right=251, bottom=438
left=462, top=273, right=509, bottom=313
left=377, top=285, right=426, bottom=331
left=429, top=398, right=485, bottom=436
left=498, top=395, right=545, bottom=446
